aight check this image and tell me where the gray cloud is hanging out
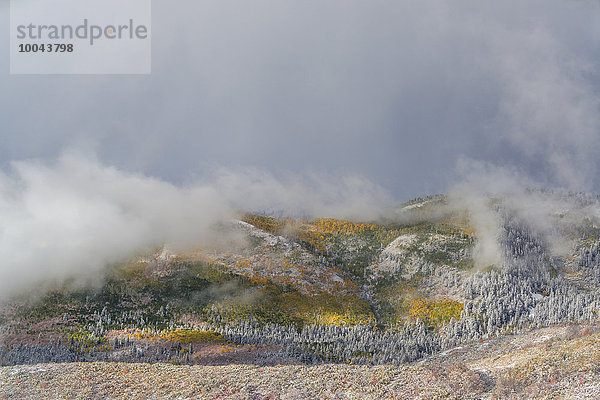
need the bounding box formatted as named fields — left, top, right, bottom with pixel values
left=1, top=1, right=600, bottom=287
left=1, top=1, right=596, bottom=200
left=0, top=151, right=391, bottom=297
left=0, top=152, right=224, bottom=297
left=442, top=3, right=600, bottom=267
left=488, top=23, right=600, bottom=189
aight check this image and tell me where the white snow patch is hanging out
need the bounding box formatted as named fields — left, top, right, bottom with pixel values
left=533, top=293, right=544, bottom=301
left=385, top=234, right=417, bottom=253
left=532, top=335, right=551, bottom=344
left=402, top=199, right=433, bottom=210
left=236, top=220, right=299, bottom=250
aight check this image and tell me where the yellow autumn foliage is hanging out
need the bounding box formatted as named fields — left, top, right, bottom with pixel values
left=312, top=218, right=378, bottom=235
left=408, top=298, right=464, bottom=327
left=130, top=329, right=225, bottom=343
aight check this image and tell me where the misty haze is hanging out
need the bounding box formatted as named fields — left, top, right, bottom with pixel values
left=2, top=1, right=600, bottom=399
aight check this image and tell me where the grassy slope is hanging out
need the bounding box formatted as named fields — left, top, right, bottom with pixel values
left=3, top=323, right=600, bottom=399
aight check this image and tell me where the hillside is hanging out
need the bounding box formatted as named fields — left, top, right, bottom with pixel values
left=3, top=322, right=600, bottom=399
left=2, top=191, right=600, bottom=397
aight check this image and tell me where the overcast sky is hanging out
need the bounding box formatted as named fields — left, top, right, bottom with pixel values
left=1, top=0, right=599, bottom=202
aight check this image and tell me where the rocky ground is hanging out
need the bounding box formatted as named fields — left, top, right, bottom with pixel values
left=2, top=322, right=600, bottom=399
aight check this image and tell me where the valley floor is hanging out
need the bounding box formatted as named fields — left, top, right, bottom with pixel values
left=2, top=323, right=600, bottom=399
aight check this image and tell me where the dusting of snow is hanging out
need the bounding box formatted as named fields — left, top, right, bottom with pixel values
left=387, top=234, right=417, bottom=251
left=369, top=234, right=416, bottom=276
left=402, top=199, right=433, bottom=210
left=236, top=220, right=299, bottom=250
left=532, top=335, right=551, bottom=344
left=533, top=293, right=544, bottom=301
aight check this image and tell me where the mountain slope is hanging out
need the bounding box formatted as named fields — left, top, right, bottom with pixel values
left=2, top=191, right=600, bottom=368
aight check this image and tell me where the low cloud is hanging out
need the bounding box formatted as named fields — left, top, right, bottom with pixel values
left=447, top=12, right=600, bottom=268
left=450, top=160, right=600, bottom=269
left=213, top=168, right=392, bottom=220
left=0, top=151, right=391, bottom=298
